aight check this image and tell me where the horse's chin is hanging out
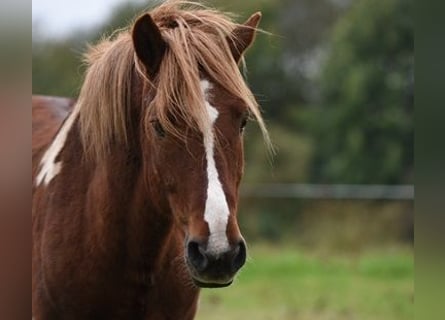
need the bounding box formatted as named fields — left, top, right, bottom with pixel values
left=192, top=278, right=233, bottom=288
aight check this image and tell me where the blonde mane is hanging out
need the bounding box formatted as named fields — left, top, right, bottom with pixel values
left=78, top=0, right=270, bottom=160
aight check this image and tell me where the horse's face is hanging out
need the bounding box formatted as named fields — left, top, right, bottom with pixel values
left=150, top=80, right=247, bottom=287
left=133, top=12, right=262, bottom=287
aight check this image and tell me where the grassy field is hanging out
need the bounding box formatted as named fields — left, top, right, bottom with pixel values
left=196, top=244, right=413, bottom=320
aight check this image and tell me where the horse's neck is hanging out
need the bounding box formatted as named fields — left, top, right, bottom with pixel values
left=63, top=119, right=174, bottom=274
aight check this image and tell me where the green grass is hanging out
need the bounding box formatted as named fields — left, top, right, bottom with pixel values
left=196, top=244, right=413, bottom=320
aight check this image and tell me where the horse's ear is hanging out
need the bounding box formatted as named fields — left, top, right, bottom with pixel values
left=229, top=12, right=262, bottom=63
left=132, top=14, right=167, bottom=78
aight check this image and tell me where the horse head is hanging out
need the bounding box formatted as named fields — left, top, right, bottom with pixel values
left=132, top=9, right=265, bottom=288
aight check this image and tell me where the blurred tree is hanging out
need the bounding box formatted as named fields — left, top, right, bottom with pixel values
left=275, top=0, right=344, bottom=115
left=32, top=40, right=84, bottom=97
left=307, top=0, right=413, bottom=184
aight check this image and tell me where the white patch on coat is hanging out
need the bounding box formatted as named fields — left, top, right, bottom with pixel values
left=36, top=105, right=80, bottom=186
left=201, top=80, right=231, bottom=255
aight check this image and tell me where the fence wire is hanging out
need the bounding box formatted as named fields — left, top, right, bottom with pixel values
left=241, top=184, right=414, bottom=200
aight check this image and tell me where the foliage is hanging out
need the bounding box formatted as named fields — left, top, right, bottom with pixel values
left=307, top=0, right=413, bottom=184
left=32, top=40, right=84, bottom=97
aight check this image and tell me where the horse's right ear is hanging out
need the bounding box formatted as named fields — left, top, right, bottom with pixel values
left=132, top=14, right=167, bottom=79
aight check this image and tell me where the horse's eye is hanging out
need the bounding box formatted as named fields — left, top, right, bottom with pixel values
left=152, top=120, right=166, bottom=137
left=240, top=117, right=248, bottom=133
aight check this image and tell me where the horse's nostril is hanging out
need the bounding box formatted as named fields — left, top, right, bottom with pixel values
left=231, top=241, right=247, bottom=273
left=187, top=241, right=208, bottom=272
left=187, top=239, right=246, bottom=279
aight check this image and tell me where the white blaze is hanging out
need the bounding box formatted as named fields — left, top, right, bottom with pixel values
left=36, top=105, right=80, bottom=186
left=201, top=80, right=231, bottom=254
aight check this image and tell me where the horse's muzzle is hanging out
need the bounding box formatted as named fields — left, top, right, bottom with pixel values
left=185, top=240, right=246, bottom=287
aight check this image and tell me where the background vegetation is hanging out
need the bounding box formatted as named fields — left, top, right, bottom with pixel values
left=33, top=0, right=413, bottom=318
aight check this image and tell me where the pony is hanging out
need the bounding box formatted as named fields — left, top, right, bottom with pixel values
left=32, top=1, right=269, bottom=319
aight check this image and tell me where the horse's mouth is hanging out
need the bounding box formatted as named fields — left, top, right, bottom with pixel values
left=192, top=278, right=233, bottom=288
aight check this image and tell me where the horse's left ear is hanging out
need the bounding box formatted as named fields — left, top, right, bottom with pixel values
left=132, top=14, right=167, bottom=79
left=229, top=12, right=262, bottom=63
